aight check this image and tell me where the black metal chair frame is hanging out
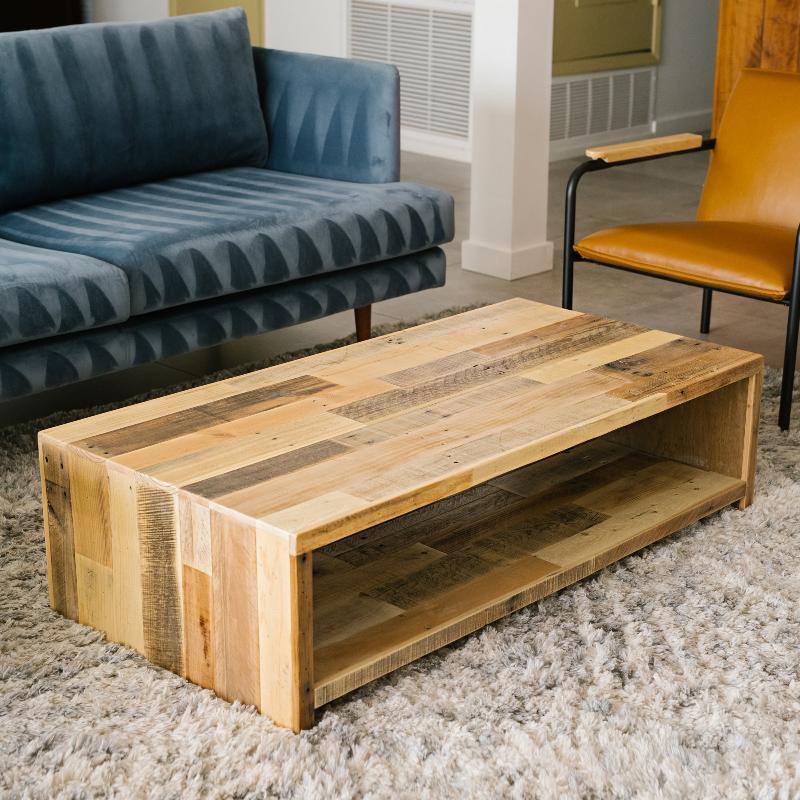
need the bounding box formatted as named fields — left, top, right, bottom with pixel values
left=562, top=138, right=800, bottom=430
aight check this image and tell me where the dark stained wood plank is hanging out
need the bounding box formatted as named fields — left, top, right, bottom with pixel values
left=183, top=440, right=351, bottom=499
left=321, top=483, right=525, bottom=565
left=335, top=318, right=645, bottom=422
left=43, top=478, right=79, bottom=620
left=137, top=481, right=183, bottom=674
left=78, top=376, right=337, bottom=456
left=601, top=338, right=728, bottom=401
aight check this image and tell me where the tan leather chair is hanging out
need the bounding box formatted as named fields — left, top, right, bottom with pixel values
left=563, top=68, right=800, bottom=429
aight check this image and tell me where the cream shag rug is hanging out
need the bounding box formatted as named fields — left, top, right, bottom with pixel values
left=1, top=317, right=799, bottom=800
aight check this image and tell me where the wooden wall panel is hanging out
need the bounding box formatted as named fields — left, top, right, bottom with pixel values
left=713, top=0, right=800, bottom=132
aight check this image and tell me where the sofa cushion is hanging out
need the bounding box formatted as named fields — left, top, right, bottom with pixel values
left=0, top=168, right=454, bottom=316
left=0, top=9, right=267, bottom=213
left=0, top=250, right=445, bottom=400
left=0, top=239, right=130, bottom=348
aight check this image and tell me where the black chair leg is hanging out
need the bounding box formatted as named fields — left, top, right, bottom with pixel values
left=563, top=251, right=574, bottom=310
left=779, top=297, right=800, bottom=430
left=700, top=288, right=712, bottom=334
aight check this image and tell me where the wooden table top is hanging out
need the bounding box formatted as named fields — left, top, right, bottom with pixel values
left=42, top=299, right=762, bottom=554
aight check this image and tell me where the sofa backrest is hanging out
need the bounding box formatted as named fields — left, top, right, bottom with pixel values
left=0, top=9, right=268, bottom=213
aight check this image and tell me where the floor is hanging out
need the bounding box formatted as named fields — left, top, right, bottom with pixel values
left=1, top=150, right=789, bottom=425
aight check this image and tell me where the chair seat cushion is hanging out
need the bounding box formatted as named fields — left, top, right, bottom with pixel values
left=0, top=239, right=129, bottom=348
left=0, top=168, right=454, bottom=316
left=575, top=221, right=795, bottom=300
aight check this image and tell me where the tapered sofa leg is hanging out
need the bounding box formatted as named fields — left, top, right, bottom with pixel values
left=355, top=305, right=372, bottom=342
left=700, top=288, right=712, bottom=334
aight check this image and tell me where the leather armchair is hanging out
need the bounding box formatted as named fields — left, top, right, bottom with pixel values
left=563, top=69, right=800, bottom=430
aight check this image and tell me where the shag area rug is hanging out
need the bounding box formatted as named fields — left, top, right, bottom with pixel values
left=1, top=315, right=799, bottom=800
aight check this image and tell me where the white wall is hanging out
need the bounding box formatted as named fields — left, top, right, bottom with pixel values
left=654, top=0, right=719, bottom=134
left=264, top=0, right=347, bottom=56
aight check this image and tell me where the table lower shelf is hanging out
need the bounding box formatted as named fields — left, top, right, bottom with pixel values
left=312, top=438, right=745, bottom=707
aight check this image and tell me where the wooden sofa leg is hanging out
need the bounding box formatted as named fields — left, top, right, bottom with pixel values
left=355, top=305, right=372, bottom=342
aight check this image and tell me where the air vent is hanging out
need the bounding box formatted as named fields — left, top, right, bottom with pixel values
left=550, top=68, right=655, bottom=143
left=349, top=0, right=473, bottom=141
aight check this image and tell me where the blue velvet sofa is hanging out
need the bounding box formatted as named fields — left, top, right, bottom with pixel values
left=0, top=9, right=454, bottom=402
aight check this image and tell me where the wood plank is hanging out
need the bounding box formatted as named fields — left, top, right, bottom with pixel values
left=257, top=535, right=314, bottom=732
left=585, top=133, right=703, bottom=163
left=78, top=376, right=337, bottom=457
left=69, top=454, right=112, bottom=568
left=75, top=553, right=115, bottom=635
left=606, top=371, right=763, bottom=510
left=182, top=564, right=214, bottom=688
left=211, top=512, right=260, bottom=708
left=712, top=0, right=766, bottom=133
left=183, top=440, right=351, bottom=499
left=179, top=497, right=212, bottom=574
left=137, top=479, right=183, bottom=674
left=108, top=468, right=144, bottom=651
left=39, top=439, right=78, bottom=620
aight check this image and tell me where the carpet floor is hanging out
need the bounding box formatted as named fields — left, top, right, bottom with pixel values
left=1, top=316, right=799, bottom=800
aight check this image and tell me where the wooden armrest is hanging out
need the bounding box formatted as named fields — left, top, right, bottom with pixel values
left=585, top=133, right=704, bottom=163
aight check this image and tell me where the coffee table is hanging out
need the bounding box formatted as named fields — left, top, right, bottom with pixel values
left=40, top=299, right=762, bottom=731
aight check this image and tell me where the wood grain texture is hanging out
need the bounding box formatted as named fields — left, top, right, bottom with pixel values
left=137, top=480, right=183, bottom=674
left=39, top=299, right=762, bottom=730
left=585, top=133, right=703, bottom=163
left=211, top=512, right=260, bottom=707
left=40, top=440, right=78, bottom=620
left=712, top=0, right=800, bottom=132
left=313, top=441, right=745, bottom=706
left=257, top=537, right=314, bottom=732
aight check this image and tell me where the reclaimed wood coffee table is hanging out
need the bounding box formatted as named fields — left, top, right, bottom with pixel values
left=40, top=299, right=762, bottom=731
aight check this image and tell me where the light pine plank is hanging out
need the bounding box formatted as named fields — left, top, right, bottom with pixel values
left=75, top=553, right=115, bottom=636
left=257, top=535, right=314, bottom=732
left=108, top=468, right=144, bottom=651
left=211, top=512, right=261, bottom=708
left=69, top=454, right=112, bottom=568
left=585, top=133, right=703, bottom=163
left=182, top=564, right=214, bottom=688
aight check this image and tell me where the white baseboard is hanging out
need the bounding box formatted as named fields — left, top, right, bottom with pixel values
left=461, top=239, right=554, bottom=280
left=401, top=128, right=471, bottom=162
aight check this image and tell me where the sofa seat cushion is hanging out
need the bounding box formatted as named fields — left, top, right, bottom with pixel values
left=0, top=239, right=129, bottom=348
left=0, top=249, right=445, bottom=400
left=0, top=168, right=454, bottom=316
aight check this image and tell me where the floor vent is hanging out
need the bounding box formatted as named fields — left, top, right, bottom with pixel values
left=550, top=68, right=656, bottom=143
left=350, top=0, right=473, bottom=150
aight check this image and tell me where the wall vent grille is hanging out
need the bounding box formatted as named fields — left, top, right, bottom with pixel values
left=550, top=68, right=656, bottom=142
left=350, top=0, right=473, bottom=140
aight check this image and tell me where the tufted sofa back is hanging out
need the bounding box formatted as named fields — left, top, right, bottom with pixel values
left=0, top=9, right=268, bottom=213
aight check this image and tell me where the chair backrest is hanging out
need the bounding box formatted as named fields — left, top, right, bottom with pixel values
left=698, top=68, right=800, bottom=230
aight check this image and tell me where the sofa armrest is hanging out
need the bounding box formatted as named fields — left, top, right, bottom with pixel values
left=585, top=133, right=704, bottom=164
left=253, top=47, right=400, bottom=183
